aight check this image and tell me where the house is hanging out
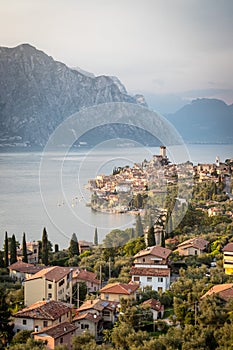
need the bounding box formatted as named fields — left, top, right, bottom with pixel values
left=142, top=298, right=164, bottom=320
left=222, top=243, right=233, bottom=275
left=201, top=284, right=233, bottom=302
left=33, top=322, right=77, bottom=350
left=73, top=312, right=102, bottom=340
left=130, top=246, right=171, bottom=292
left=73, top=269, right=100, bottom=293
left=176, top=237, right=209, bottom=256
left=24, top=266, right=73, bottom=306
left=76, top=298, right=118, bottom=324
left=130, top=266, right=170, bottom=293
left=13, top=300, right=73, bottom=333
left=99, top=283, right=139, bottom=302
left=133, top=245, right=171, bottom=266
left=16, top=241, right=39, bottom=264
left=78, top=240, right=93, bottom=254
left=8, top=261, right=44, bottom=282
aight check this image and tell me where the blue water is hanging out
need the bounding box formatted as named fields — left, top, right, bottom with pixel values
left=0, top=143, right=232, bottom=249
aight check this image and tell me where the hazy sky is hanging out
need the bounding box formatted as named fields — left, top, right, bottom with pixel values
left=1, top=0, right=233, bottom=112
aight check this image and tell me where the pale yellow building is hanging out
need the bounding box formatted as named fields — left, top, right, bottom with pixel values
left=24, top=266, right=73, bottom=306
left=99, top=283, right=139, bottom=302
left=223, top=243, right=233, bottom=275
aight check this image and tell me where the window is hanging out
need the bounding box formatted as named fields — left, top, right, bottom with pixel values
left=59, top=279, right=65, bottom=287
left=81, top=324, right=89, bottom=330
left=147, top=277, right=152, bottom=282
left=103, top=310, right=110, bottom=317
left=60, top=338, right=63, bottom=344
left=142, top=258, right=145, bottom=262
left=34, top=249, right=37, bottom=254
left=43, top=321, right=48, bottom=327
left=48, top=293, right=52, bottom=299
left=59, top=317, right=61, bottom=323
left=48, top=284, right=52, bottom=289
left=158, top=277, right=163, bottom=283
left=22, top=320, right=27, bottom=325
left=195, top=250, right=198, bottom=255
left=105, top=294, right=109, bottom=300
left=134, top=276, right=140, bottom=282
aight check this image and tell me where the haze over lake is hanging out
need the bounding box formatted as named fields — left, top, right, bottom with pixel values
left=0, top=143, right=232, bottom=249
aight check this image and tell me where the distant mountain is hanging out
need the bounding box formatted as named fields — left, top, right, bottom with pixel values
left=166, top=98, right=233, bottom=143
left=0, top=44, right=149, bottom=147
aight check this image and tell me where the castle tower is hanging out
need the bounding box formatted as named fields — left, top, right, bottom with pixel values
left=216, top=156, right=220, bottom=167
left=160, top=146, right=166, bottom=158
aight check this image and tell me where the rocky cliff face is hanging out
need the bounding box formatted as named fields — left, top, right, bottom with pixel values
left=0, top=44, right=148, bottom=147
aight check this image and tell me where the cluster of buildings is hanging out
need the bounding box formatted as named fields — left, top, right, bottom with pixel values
left=89, top=146, right=233, bottom=214
left=8, top=242, right=174, bottom=349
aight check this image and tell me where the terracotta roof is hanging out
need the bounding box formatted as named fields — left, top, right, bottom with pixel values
left=134, top=246, right=171, bottom=259
left=201, top=284, right=233, bottom=301
left=8, top=261, right=44, bottom=274
left=26, top=266, right=72, bottom=282
left=73, top=312, right=101, bottom=323
left=223, top=243, right=233, bottom=252
left=178, top=237, right=209, bottom=250
left=77, top=299, right=118, bottom=313
left=99, top=283, right=139, bottom=295
left=142, top=298, right=164, bottom=312
left=14, top=300, right=72, bottom=320
left=33, top=322, right=77, bottom=339
left=75, top=269, right=100, bottom=284
left=130, top=267, right=170, bottom=277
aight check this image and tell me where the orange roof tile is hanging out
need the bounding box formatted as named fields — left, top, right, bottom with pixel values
left=8, top=261, right=44, bottom=274
left=142, top=298, right=164, bottom=312
left=14, top=300, right=72, bottom=320
left=201, top=283, right=233, bottom=301
left=75, top=269, right=100, bottom=284
left=130, top=267, right=170, bottom=277
left=33, top=322, right=77, bottom=338
left=223, top=243, right=233, bottom=252
left=99, top=283, right=139, bottom=295
left=26, top=266, right=72, bottom=282
left=73, top=312, right=101, bottom=323
left=134, top=246, right=171, bottom=259
left=178, top=237, right=209, bottom=250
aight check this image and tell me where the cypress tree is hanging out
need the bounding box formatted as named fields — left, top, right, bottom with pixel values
left=42, top=227, right=49, bottom=265
left=161, top=230, right=165, bottom=248
left=94, top=227, right=98, bottom=246
left=22, top=232, right=28, bottom=263
left=69, top=233, right=79, bottom=258
left=4, top=231, right=9, bottom=267
left=135, top=214, right=144, bottom=237
left=10, top=234, right=17, bottom=264
left=147, top=225, right=155, bottom=247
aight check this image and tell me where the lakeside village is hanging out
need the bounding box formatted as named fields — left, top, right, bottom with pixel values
left=1, top=148, right=233, bottom=349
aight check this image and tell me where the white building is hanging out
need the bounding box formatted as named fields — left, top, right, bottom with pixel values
left=130, top=245, right=171, bottom=293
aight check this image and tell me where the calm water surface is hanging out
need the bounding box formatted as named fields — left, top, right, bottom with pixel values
left=0, top=143, right=232, bottom=249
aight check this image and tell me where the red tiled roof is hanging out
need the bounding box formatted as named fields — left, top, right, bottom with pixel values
left=142, top=298, right=164, bottom=312
left=178, top=237, right=209, bottom=250
left=73, top=312, right=101, bottom=323
left=201, top=284, right=233, bottom=301
left=33, top=322, right=77, bottom=339
left=99, top=283, right=139, bottom=295
left=14, top=300, right=72, bottom=320
left=26, top=266, right=72, bottom=282
left=130, top=267, right=170, bottom=277
left=75, top=269, right=100, bottom=284
left=134, top=246, right=171, bottom=259
left=77, top=299, right=118, bottom=313
left=8, top=261, right=44, bottom=274
left=223, top=243, right=233, bottom=252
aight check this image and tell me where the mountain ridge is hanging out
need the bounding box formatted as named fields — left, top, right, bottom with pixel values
left=0, top=43, right=148, bottom=147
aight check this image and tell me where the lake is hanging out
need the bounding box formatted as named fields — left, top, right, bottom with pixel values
left=0, top=143, right=232, bottom=249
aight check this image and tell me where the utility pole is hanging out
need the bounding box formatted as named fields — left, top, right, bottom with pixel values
left=109, top=257, right=111, bottom=280
left=100, top=264, right=102, bottom=289
left=77, top=282, right=80, bottom=308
